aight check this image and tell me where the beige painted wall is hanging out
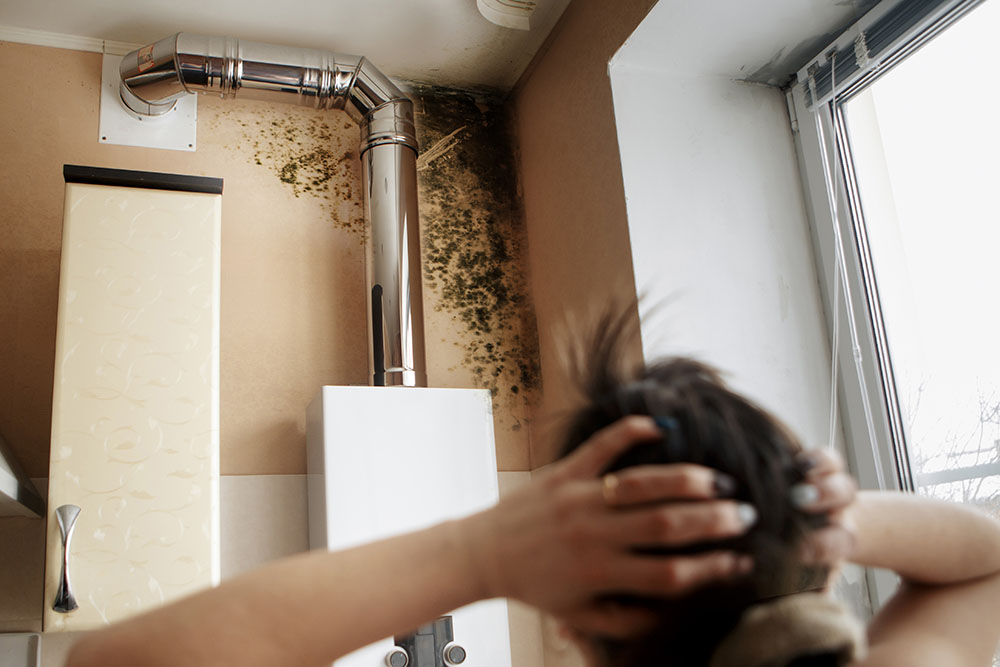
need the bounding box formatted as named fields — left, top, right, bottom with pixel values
left=0, top=41, right=537, bottom=478
left=512, top=0, right=657, bottom=466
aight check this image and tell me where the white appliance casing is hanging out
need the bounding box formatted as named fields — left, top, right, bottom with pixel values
left=307, top=386, right=512, bottom=667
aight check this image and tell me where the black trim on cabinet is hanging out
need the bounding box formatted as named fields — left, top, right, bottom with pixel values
left=63, top=165, right=223, bottom=195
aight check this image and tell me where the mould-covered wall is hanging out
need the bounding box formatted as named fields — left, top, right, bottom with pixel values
left=0, top=40, right=538, bottom=478
left=511, top=0, right=657, bottom=467
left=413, top=86, right=540, bottom=470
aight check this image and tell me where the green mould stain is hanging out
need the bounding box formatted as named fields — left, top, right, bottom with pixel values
left=212, top=105, right=365, bottom=236
left=208, top=94, right=540, bottom=421
left=412, top=86, right=541, bottom=415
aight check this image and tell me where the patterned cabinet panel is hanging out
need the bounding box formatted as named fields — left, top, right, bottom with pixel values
left=44, top=181, right=221, bottom=631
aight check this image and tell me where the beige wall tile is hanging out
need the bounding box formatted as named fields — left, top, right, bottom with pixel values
left=40, top=631, right=85, bottom=667
left=497, top=472, right=545, bottom=667
left=540, top=613, right=589, bottom=667
left=0, top=516, right=45, bottom=632
left=220, top=474, right=309, bottom=579
left=508, top=600, right=545, bottom=667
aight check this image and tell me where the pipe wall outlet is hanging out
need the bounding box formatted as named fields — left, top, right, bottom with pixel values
left=99, top=54, right=197, bottom=152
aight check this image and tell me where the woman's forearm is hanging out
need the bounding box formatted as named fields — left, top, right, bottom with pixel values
left=65, top=417, right=765, bottom=667
left=850, top=490, right=1000, bottom=584
left=68, top=519, right=483, bottom=667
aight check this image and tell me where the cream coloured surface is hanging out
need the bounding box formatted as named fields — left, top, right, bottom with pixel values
left=43, top=183, right=221, bottom=632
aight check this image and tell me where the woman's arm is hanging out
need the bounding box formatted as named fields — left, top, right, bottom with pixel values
left=850, top=491, right=1000, bottom=584
left=66, top=416, right=757, bottom=667
left=848, top=492, right=1000, bottom=667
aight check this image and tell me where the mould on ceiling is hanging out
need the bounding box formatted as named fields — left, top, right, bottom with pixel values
left=412, top=85, right=540, bottom=411
left=208, top=105, right=365, bottom=236
left=742, top=0, right=880, bottom=88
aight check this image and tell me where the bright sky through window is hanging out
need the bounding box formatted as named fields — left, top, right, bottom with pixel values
left=843, top=0, right=1000, bottom=512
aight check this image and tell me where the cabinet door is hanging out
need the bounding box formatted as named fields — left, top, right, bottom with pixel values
left=45, top=178, right=221, bottom=632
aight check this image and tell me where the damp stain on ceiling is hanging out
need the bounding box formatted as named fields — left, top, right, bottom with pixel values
left=613, top=0, right=883, bottom=89
left=0, top=0, right=573, bottom=91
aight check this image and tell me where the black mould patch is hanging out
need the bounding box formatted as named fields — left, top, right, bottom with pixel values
left=412, top=86, right=541, bottom=409
left=743, top=2, right=877, bottom=88
left=208, top=106, right=365, bottom=236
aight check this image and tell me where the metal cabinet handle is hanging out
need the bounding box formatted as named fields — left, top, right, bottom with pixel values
left=53, top=504, right=81, bottom=613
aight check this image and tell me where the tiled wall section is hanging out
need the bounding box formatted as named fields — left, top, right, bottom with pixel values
left=0, top=472, right=544, bottom=667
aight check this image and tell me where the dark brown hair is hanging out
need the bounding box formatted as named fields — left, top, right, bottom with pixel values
left=559, top=307, right=830, bottom=666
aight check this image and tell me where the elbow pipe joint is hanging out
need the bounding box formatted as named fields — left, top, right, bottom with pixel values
left=118, top=33, right=417, bottom=150
left=119, top=33, right=424, bottom=388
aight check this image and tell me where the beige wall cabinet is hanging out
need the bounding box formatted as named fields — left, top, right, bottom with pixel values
left=44, top=167, right=222, bottom=632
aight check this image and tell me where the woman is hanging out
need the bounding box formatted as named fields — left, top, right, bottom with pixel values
left=552, top=311, right=1000, bottom=667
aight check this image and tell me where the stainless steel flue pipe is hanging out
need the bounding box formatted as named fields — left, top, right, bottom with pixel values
left=120, top=33, right=426, bottom=387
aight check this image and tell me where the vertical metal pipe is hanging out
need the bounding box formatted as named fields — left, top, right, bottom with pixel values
left=360, top=99, right=425, bottom=387
left=119, top=34, right=428, bottom=387
left=363, top=140, right=426, bottom=387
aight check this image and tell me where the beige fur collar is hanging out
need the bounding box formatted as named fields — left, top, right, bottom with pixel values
left=709, top=593, right=867, bottom=667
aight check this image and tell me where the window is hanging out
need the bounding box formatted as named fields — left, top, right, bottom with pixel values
left=841, top=3, right=1000, bottom=511
left=788, top=0, right=999, bottom=621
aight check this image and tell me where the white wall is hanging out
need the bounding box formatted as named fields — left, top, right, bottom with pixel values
left=609, top=20, right=833, bottom=448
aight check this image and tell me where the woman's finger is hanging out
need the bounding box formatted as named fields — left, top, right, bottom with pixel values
left=559, top=416, right=660, bottom=479
left=602, top=464, right=737, bottom=506
left=615, top=551, right=753, bottom=598
left=798, top=525, right=857, bottom=564
left=796, top=447, right=845, bottom=478
left=790, top=472, right=857, bottom=513
left=601, top=500, right=757, bottom=546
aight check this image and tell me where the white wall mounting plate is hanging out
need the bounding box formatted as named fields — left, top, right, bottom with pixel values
left=98, top=53, right=197, bottom=152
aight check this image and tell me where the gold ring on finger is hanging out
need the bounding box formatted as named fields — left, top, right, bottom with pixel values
left=602, top=473, right=620, bottom=505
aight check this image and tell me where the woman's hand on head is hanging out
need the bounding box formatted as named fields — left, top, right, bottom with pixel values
left=790, top=448, right=859, bottom=565
left=455, top=416, right=757, bottom=638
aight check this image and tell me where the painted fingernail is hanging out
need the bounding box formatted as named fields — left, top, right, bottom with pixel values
left=713, top=473, right=737, bottom=497
left=790, top=483, right=820, bottom=508
left=737, top=503, right=758, bottom=528
left=655, top=416, right=680, bottom=431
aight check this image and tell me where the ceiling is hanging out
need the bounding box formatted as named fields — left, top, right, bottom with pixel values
left=0, top=0, right=573, bottom=91
left=616, top=0, right=880, bottom=86
left=0, top=0, right=882, bottom=91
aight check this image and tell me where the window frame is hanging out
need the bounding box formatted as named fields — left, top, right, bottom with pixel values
left=786, top=0, right=991, bottom=610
